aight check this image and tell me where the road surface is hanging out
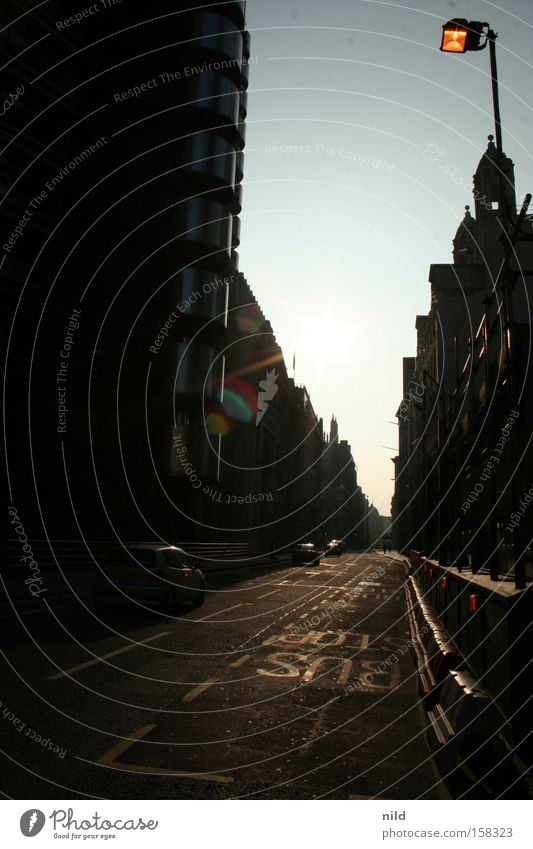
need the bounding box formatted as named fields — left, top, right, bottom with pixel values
left=0, top=551, right=442, bottom=799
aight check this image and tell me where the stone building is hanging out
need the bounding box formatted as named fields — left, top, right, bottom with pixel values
left=392, top=137, right=533, bottom=585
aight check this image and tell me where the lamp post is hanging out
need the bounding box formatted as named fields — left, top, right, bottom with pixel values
left=440, top=20, right=509, bottom=247
left=440, top=20, right=503, bottom=155
left=439, top=19, right=531, bottom=589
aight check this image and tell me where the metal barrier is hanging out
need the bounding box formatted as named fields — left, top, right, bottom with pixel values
left=4, top=539, right=250, bottom=570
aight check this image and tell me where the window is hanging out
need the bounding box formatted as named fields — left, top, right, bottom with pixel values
left=161, top=548, right=194, bottom=568
left=133, top=551, right=158, bottom=569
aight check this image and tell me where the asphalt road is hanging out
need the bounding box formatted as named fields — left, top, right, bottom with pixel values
left=0, top=551, right=443, bottom=799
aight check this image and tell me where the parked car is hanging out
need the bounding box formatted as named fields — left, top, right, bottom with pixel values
left=325, top=539, right=344, bottom=557
left=93, top=544, right=205, bottom=612
left=292, top=543, right=321, bottom=567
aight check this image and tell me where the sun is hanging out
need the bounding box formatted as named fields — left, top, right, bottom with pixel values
left=294, top=311, right=355, bottom=369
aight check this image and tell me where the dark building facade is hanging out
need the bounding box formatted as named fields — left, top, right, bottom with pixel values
left=3, top=1, right=377, bottom=564
left=391, top=135, right=533, bottom=754
left=392, top=136, right=533, bottom=582
left=320, top=416, right=367, bottom=549
left=2, top=1, right=251, bottom=548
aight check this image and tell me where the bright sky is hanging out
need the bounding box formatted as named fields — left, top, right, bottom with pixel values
left=238, top=0, right=533, bottom=514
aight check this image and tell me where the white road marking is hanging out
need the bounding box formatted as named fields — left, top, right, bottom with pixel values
left=273, top=583, right=356, bottom=591
left=181, top=677, right=218, bottom=703
left=96, top=724, right=156, bottom=764
left=256, top=589, right=280, bottom=599
left=303, top=656, right=353, bottom=684
left=48, top=631, right=171, bottom=680
left=91, top=724, right=232, bottom=783
left=195, top=603, right=244, bottom=621
left=228, top=654, right=253, bottom=668
left=97, top=761, right=233, bottom=783
left=337, top=662, right=353, bottom=686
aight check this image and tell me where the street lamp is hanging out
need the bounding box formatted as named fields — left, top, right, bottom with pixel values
left=439, top=19, right=503, bottom=158
left=440, top=19, right=486, bottom=54
left=440, top=22, right=468, bottom=54
left=439, top=19, right=531, bottom=589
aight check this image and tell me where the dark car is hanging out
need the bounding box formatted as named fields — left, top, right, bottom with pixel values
left=93, top=544, right=205, bottom=613
left=325, top=539, right=344, bottom=557
left=292, top=543, right=321, bottom=567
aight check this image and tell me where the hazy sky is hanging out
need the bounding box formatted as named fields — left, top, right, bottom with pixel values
left=238, top=0, right=533, bottom=514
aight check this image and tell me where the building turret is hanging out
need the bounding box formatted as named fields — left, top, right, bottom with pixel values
left=472, top=134, right=516, bottom=225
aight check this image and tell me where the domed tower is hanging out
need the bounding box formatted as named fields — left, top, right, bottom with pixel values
left=469, top=135, right=517, bottom=278
left=453, top=205, right=481, bottom=264
left=473, top=134, right=516, bottom=226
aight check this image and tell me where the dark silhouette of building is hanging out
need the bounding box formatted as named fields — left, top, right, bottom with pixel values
left=391, top=137, right=533, bottom=754
left=2, top=1, right=251, bottom=545
left=393, top=136, right=533, bottom=585
left=320, top=416, right=366, bottom=549
left=3, top=1, right=377, bottom=564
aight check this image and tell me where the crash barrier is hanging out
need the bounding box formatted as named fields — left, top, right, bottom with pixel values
left=405, top=566, right=516, bottom=792
left=173, top=541, right=249, bottom=563
left=5, top=539, right=249, bottom=571
left=426, top=669, right=514, bottom=789
left=408, top=550, right=421, bottom=570
left=405, top=574, right=462, bottom=707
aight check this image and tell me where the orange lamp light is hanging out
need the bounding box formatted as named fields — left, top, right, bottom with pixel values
left=441, top=25, right=468, bottom=53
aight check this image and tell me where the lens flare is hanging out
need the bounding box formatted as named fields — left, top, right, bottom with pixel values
left=206, top=411, right=231, bottom=436
left=220, top=377, right=257, bottom=423
left=205, top=377, right=258, bottom=435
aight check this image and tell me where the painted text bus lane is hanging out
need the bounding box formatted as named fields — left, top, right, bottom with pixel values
left=225, top=626, right=403, bottom=694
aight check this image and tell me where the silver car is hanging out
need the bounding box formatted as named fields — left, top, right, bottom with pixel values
left=292, top=543, right=321, bottom=567
left=93, top=544, right=205, bottom=613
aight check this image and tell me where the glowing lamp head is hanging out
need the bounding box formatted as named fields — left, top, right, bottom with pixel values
left=441, top=25, right=468, bottom=53
left=440, top=19, right=486, bottom=53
